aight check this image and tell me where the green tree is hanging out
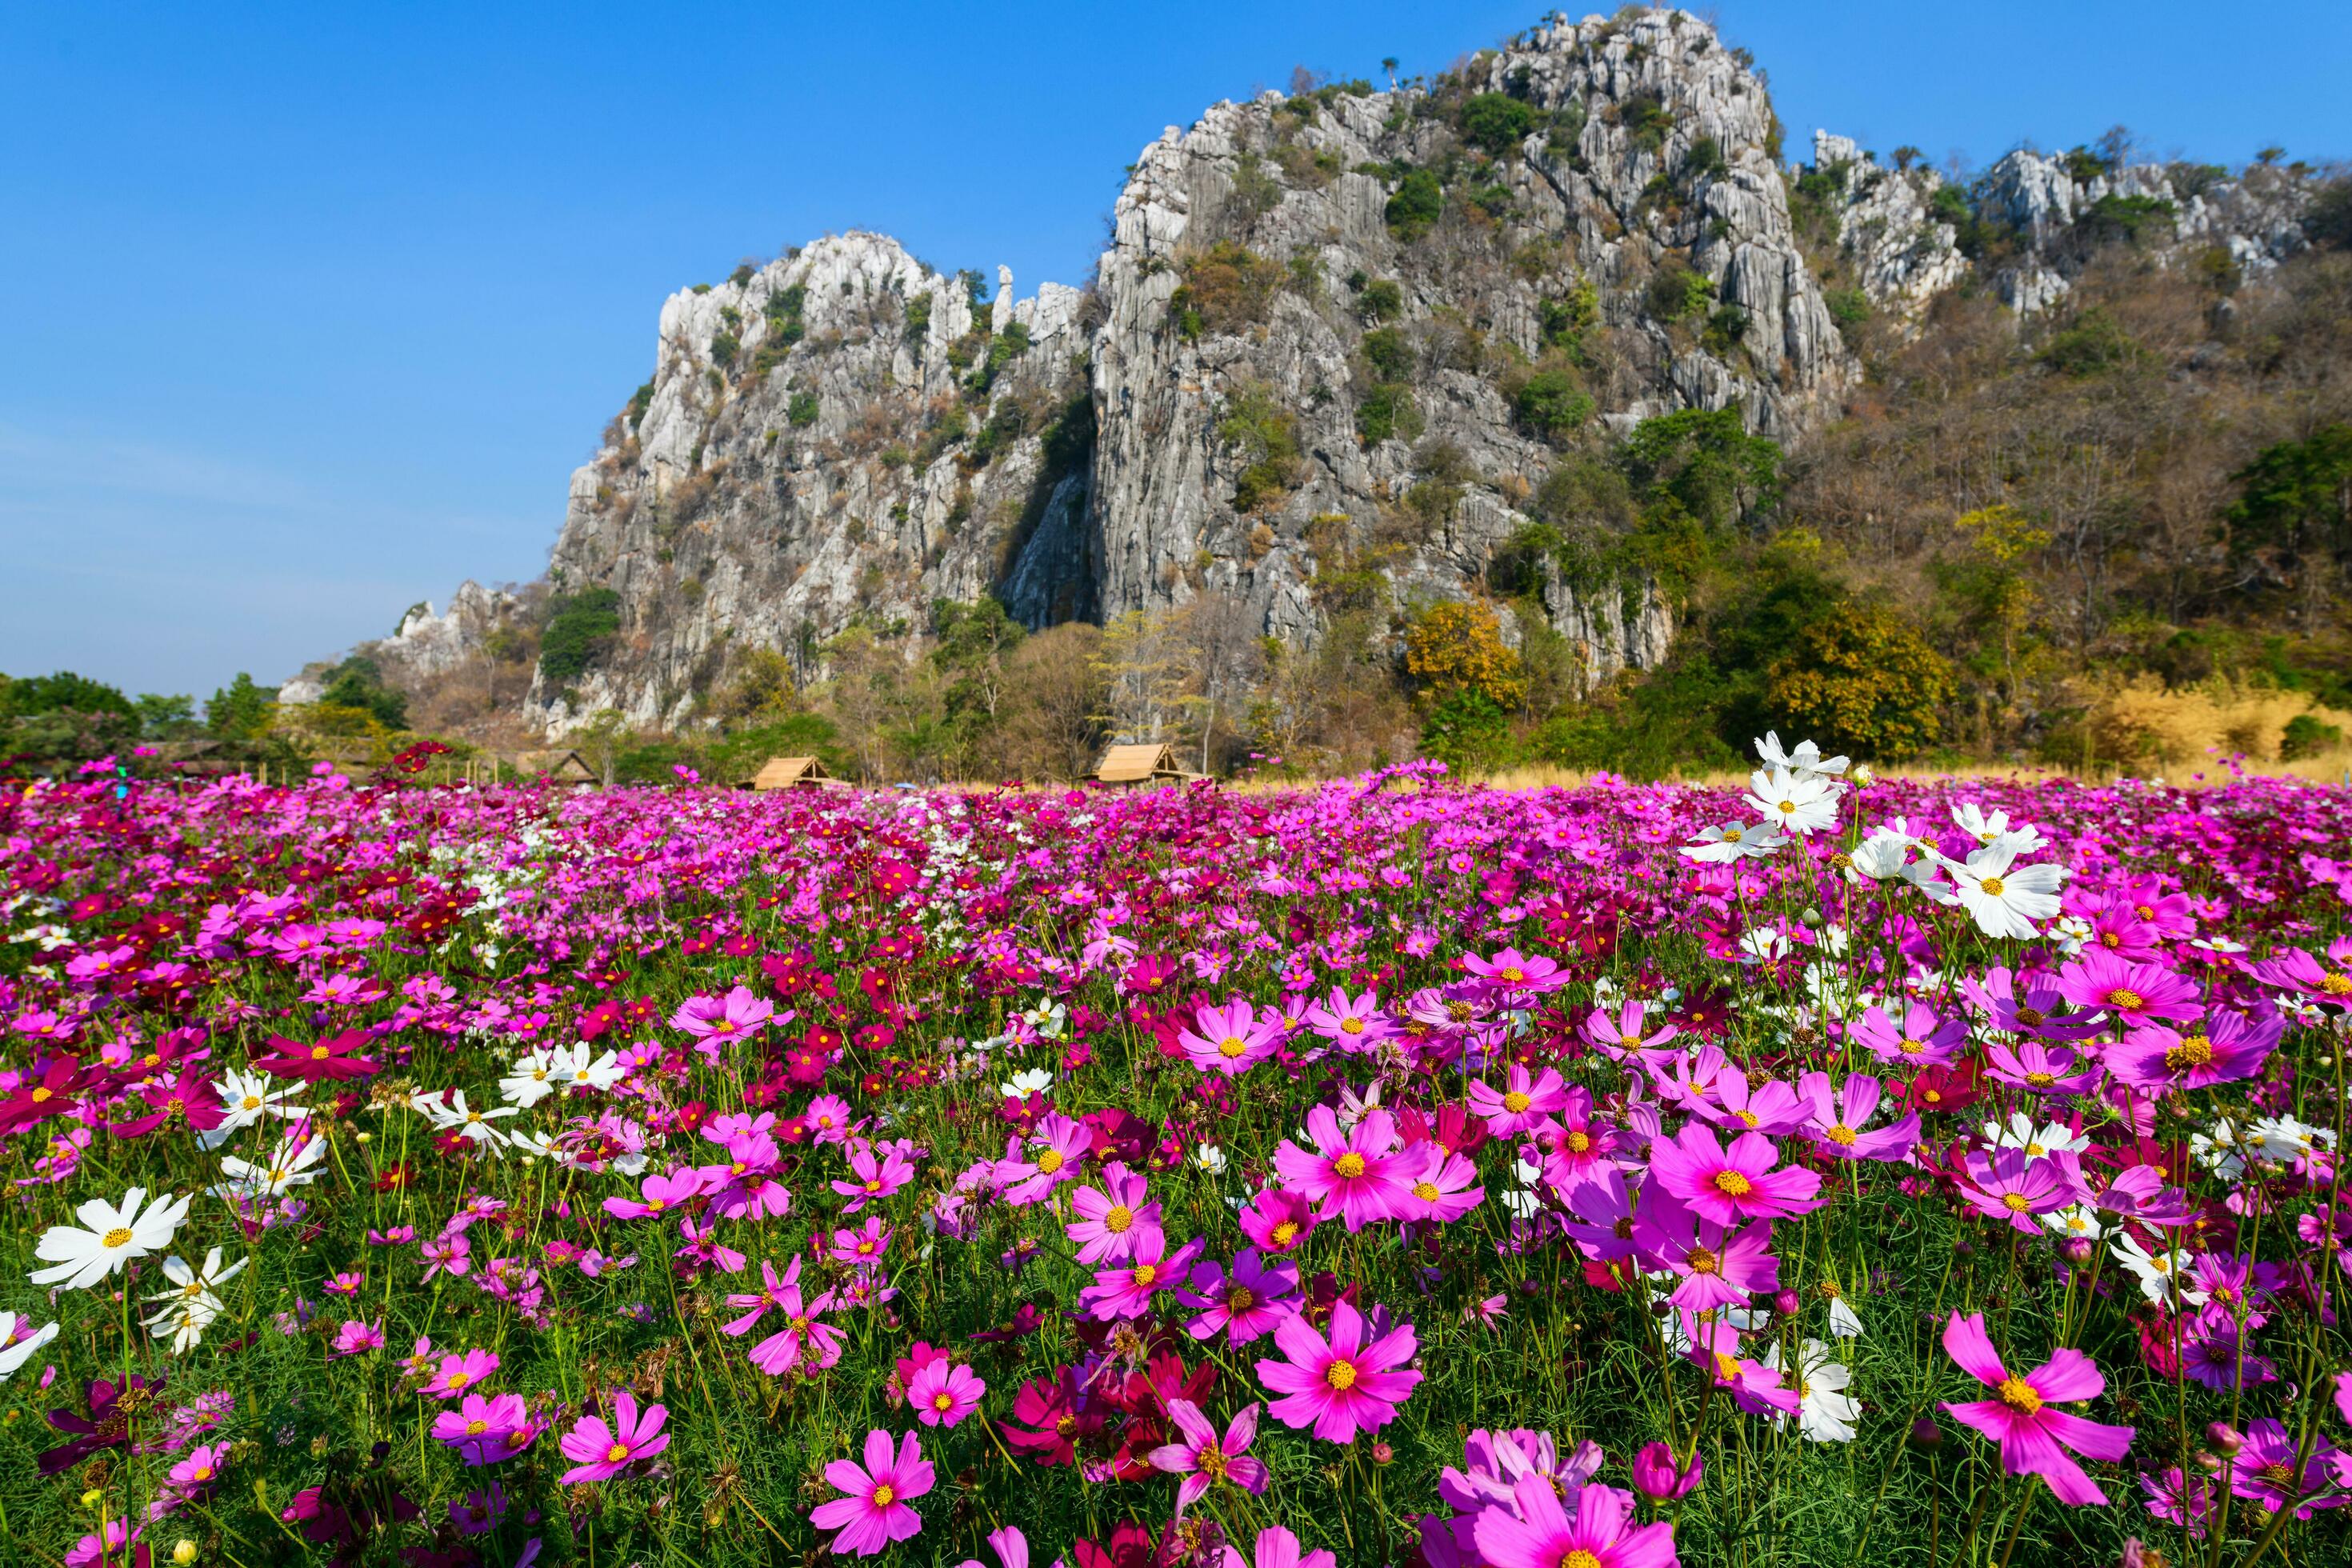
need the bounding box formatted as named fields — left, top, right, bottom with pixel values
left=1385, top=169, right=1443, bottom=242
left=2225, top=424, right=2352, bottom=563
left=205, top=673, right=277, bottom=739
left=0, top=670, right=134, bottom=719
left=539, top=588, right=624, bottom=686
left=1458, top=94, right=1537, bottom=155
left=1620, top=408, right=1782, bottom=530
left=1766, top=600, right=1954, bottom=758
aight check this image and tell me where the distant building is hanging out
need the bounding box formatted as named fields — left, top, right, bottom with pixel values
left=1094, top=742, right=1204, bottom=788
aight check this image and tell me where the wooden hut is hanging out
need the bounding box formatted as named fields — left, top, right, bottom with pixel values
left=742, top=754, right=842, bottom=791
left=510, top=750, right=599, bottom=787
left=1093, top=742, right=1202, bottom=788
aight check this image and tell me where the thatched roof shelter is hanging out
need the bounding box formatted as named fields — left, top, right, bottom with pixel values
left=1094, top=742, right=1202, bottom=786
left=742, top=754, right=842, bottom=790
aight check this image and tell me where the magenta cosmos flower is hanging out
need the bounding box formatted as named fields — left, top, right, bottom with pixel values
left=669, top=986, right=774, bottom=1048
left=1850, top=1000, right=1966, bottom=1068
left=1179, top=1248, right=1300, bottom=1345
left=1178, top=998, right=1281, bottom=1077
left=1958, top=1148, right=2070, bottom=1234
left=1647, top=1123, right=1822, bottom=1226
left=556, top=1390, right=670, bottom=1484
left=906, top=1359, right=986, bottom=1428
left=432, top=1391, right=538, bottom=1466
left=1066, top=1162, right=1162, bottom=1264
left=998, top=1114, right=1090, bottom=1206
left=1256, top=1300, right=1421, bottom=1443
left=1238, top=1188, right=1318, bottom=1254
left=2111, top=1011, right=2282, bottom=1092
left=1796, top=1071, right=1919, bottom=1162
left=1149, top=1398, right=1268, bottom=1511
left=1078, top=1230, right=1202, bottom=1322
left=810, top=1428, right=933, bottom=1556
left=2057, top=952, right=2202, bottom=1027
left=1274, top=1106, right=1417, bottom=1230
left=1472, top=1474, right=1678, bottom=1568
left=1632, top=1195, right=1778, bottom=1311
left=422, top=1348, right=499, bottom=1400
left=1940, top=1312, right=2133, bottom=1505
left=1466, top=1064, right=1569, bottom=1137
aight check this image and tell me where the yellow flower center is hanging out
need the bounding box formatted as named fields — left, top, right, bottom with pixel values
left=2025, top=1072, right=2055, bottom=1086
left=1562, top=1553, right=1602, bottom=1568
left=606, top=1442, right=630, bottom=1463
left=1270, top=1222, right=1298, bottom=1246
left=1898, top=1038, right=1926, bottom=1054
left=1826, top=1125, right=1858, bottom=1146
left=1564, top=1130, right=1592, bottom=1154
left=1995, top=1377, right=2041, bottom=1414
left=1218, top=1035, right=1248, bottom=1058
left=1324, top=1359, right=1358, bottom=1390
left=1340, top=1018, right=1365, bottom=1035
left=466, top=1420, right=489, bottom=1435
left=2107, top=989, right=2146, bottom=1011
left=1777, top=800, right=1796, bottom=814
left=102, top=1227, right=134, bottom=1249
left=1979, top=876, right=2006, bottom=897
left=1034, top=1149, right=1064, bottom=1175
left=1500, top=967, right=1526, bottom=982
left=1413, top=1181, right=1441, bottom=1202
left=1226, top=1286, right=1255, bottom=1313
left=1104, top=1205, right=1134, bottom=1234
left=446, top=1371, right=470, bottom=1389
left=310, top=1045, right=330, bottom=1060
left=1502, top=1090, right=1532, bottom=1114
left=2166, top=1035, right=2215, bottom=1070
left=1686, top=1246, right=1720, bottom=1275
left=933, top=1393, right=954, bottom=1412
left=30, top=1086, right=51, bottom=1103
left=1332, top=1153, right=1367, bottom=1178
left=2325, top=974, right=2352, bottom=996
left=2003, top=1193, right=2032, bottom=1212
left=1713, top=1351, right=1743, bottom=1382
left=242, top=1095, right=262, bottom=1110
left=1712, top=1170, right=1753, bottom=1198
left=1131, top=1263, right=1157, bottom=1287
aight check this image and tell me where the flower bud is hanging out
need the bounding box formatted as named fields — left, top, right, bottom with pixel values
left=1773, top=1290, right=1801, bottom=1316
left=2206, top=1421, right=2242, bottom=1456
left=174, top=1543, right=199, bottom=1566
left=1909, top=1414, right=1943, bottom=1450
left=1630, top=1440, right=1703, bottom=1501
left=2059, top=1236, right=2096, bottom=1266
left=1371, top=1441, right=1394, bottom=1466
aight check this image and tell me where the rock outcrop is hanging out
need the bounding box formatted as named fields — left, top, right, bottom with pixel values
left=287, top=7, right=2336, bottom=735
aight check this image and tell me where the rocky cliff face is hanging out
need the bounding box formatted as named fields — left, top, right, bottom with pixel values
left=300, top=7, right=2330, bottom=737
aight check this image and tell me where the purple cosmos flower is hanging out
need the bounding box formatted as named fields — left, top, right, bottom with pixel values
left=1940, top=1311, right=2133, bottom=1505
left=555, top=1390, right=670, bottom=1484
left=1149, top=1398, right=1268, bottom=1511
left=1647, top=1123, right=1824, bottom=1225
left=1255, top=1300, right=1421, bottom=1443
left=1179, top=1248, right=1299, bottom=1345
left=1066, top=1162, right=1162, bottom=1264
left=1633, top=1194, right=1779, bottom=1310
left=810, top=1428, right=933, bottom=1556
left=1471, top=1475, right=1678, bottom=1568
left=1273, top=1106, right=1417, bottom=1230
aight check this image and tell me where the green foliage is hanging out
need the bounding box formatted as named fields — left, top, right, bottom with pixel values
left=1360, top=326, right=1413, bottom=382
left=625, top=381, right=655, bottom=429
left=1513, top=370, right=1594, bottom=442
left=709, top=330, right=739, bottom=371
left=1356, top=278, right=1404, bottom=325
left=1644, top=261, right=1713, bottom=322
left=1384, top=168, right=1444, bottom=242
left=2283, top=712, right=2344, bottom=760
left=1620, top=408, right=1782, bottom=531
left=1823, top=286, right=1871, bottom=348
left=205, top=674, right=278, bottom=741
left=1354, top=382, right=1420, bottom=447
left=1229, top=151, right=1282, bottom=220
left=1682, top=135, right=1726, bottom=181
left=787, top=390, right=820, bottom=428
left=2080, top=193, right=2177, bottom=246
left=1458, top=93, right=1537, bottom=155
left=902, top=291, right=933, bottom=348
left=1620, top=92, right=1671, bottom=155
left=1218, top=382, right=1304, bottom=514
left=2063, top=145, right=2110, bottom=181
left=2036, top=306, right=2143, bottom=377
left=133, top=693, right=200, bottom=739
left=0, top=670, right=134, bottom=720
left=1170, top=242, right=1282, bottom=339
left=538, top=587, right=624, bottom=686
left=750, top=284, right=810, bottom=374
left=2224, top=423, right=2352, bottom=563
left=967, top=321, right=1031, bottom=395
left=1766, top=599, right=1955, bottom=758
left=315, top=654, right=409, bottom=731
left=1540, top=283, right=1599, bottom=354
left=1701, top=304, right=1750, bottom=356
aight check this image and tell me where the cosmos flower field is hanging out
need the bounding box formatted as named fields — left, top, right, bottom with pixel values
left=3, top=745, right=2351, bottom=1568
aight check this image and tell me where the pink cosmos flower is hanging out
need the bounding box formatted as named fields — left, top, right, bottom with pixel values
left=830, top=1217, right=893, bottom=1269
left=2057, top=952, right=2202, bottom=1026
left=2226, top=1417, right=2342, bottom=1517
left=1302, top=986, right=1392, bottom=1051
left=1681, top=1310, right=1802, bottom=1418
left=1066, top=1162, right=1162, bottom=1264
left=745, top=1258, right=846, bottom=1375
left=602, top=1167, right=702, bottom=1221
left=906, top=1359, right=985, bottom=1428
left=556, top=1390, right=671, bottom=1484
left=1849, top=1001, right=1965, bottom=1067
left=830, top=1142, right=914, bottom=1214
left=1273, top=1106, right=1417, bottom=1231
left=1078, top=1230, right=1202, bottom=1322
left=1958, top=1147, right=2071, bottom=1234
left=1466, top=1064, right=1568, bottom=1137
left=432, top=1391, right=534, bottom=1466
left=421, top=1232, right=472, bottom=1281
left=1796, top=1071, right=1921, bottom=1162
left=670, top=986, right=774, bottom=1050
left=958, top=1526, right=1032, bottom=1568
left=1149, top=1398, right=1268, bottom=1511
left=1633, top=1195, right=1778, bottom=1311
left=1472, top=1475, right=1678, bottom=1568
left=327, top=1319, right=384, bottom=1359
left=1179, top=1248, right=1299, bottom=1345
left=1940, top=1311, right=2134, bottom=1505
left=810, top=1428, right=933, bottom=1556
left=804, top=1094, right=855, bottom=1144
left=1178, top=998, right=1282, bottom=1077
left=1687, top=1066, right=1810, bottom=1136
left=1982, top=1040, right=2100, bottom=1095
left=423, top=1348, right=499, bottom=1399
left=1255, top=1300, right=1421, bottom=1443
left=1398, top=1146, right=1486, bottom=1223
left=1584, top=999, right=1677, bottom=1062
left=1647, top=1123, right=1823, bottom=1226
left=998, top=1113, right=1090, bottom=1206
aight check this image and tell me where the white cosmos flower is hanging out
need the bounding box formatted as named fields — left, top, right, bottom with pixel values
left=0, top=1311, right=61, bottom=1379
left=1754, top=730, right=1850, bottom=780
left=145, top=1246, right=247, bottom=1318
left=1952, top=802, right=2046, bottom=855
left=143, top=1296, right=219, bottom=1356
left=1193, top=1143, right=1229, bottom=1175
left=1944, top=838, right=2068, bottom=940
left=1000, top=1068, right=1054, bottom=1099
left=1766, top=1338, right=1859, bottom=1442
left=1679, top=821, right=1790, bottom=863
left=2190, top=1120, right=2246, bottom=1178
left=214, top=1130, right=329, bottom=1200
left=499, top=1047, right=566, bottom=1108
left=2110, top=1233, right=2190, bottom=1303
left=1824, top=1290, right=1865, bottom=1340
left=1982, top=1111, right=2090, bottom=1161
left=548, top=1042, right=625, bottom=1092
left=30, top=1187, right=192, bottom=1292
left=1743, top=767, right=1844, bottom=836
left=202, top=1070, right=305, bottom=1149
left=2247, top=1115, right=2334, bottom=1162
left=422, top=1089, right=519, bottom=1147
left=2042, top=1202, right=2110, bottom=1243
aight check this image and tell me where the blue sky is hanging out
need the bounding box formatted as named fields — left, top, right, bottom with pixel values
left=3, top=1, right=2346, bottom=701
